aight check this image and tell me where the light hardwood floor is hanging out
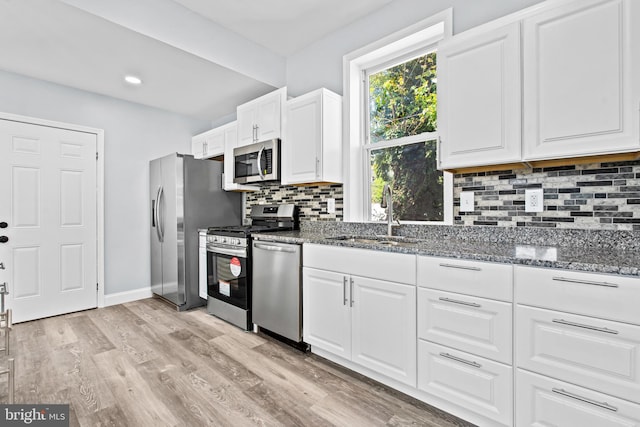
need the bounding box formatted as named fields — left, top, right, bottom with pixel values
left=0, top=298, right=474, bottom=426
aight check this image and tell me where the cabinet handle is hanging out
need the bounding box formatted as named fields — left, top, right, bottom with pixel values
left=552, top=388, right=618, bottom=412
left=552, top=319, right=619, bottom=335
left=438, top=263, right=481, bottom=271
left=552, top=276, right=618, bottom=288
left=439, top=352, right=481, bottom=368
left=343, top=276, right=348, bottom=306
left=349, top=277, right=354, bottom=307
left=438, top=297, right=481, bottom=308
left=437, top=136, right=442, bottom=168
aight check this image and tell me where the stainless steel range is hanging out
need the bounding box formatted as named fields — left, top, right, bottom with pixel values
left=205, top=204, right=298, bottom=330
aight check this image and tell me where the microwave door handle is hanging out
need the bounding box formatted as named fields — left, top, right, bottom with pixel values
left=257, top=146, right=265, bottom=180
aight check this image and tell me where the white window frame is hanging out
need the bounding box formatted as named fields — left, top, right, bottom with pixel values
left=342, top=9, right=453, bottom=224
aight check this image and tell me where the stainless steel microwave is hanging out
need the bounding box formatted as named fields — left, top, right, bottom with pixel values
left=233, top=139, right=280, bottom=184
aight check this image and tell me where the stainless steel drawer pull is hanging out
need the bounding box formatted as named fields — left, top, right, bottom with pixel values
left=552, top=319, right=619, bottom=335
left=439, top=263, right=481, bottom=271
left=438, top=297, right=481, bottom=308
left=552, top=276, right=619, bottom=288
left=349, top=277, right=354, bottom=307
left=552, top=388, right=618, bottom=412
left=343, top=277, right=348, bottom=306
left=439, top=352, right=481, bottom=368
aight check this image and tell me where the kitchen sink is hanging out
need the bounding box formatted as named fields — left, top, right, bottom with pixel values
left=327, top=235, right=419, bottom=247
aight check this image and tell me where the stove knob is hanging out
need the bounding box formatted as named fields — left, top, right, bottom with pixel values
left=234, top=238, right=240, bottom=245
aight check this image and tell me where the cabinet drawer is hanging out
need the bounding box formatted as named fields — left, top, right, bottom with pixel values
left=516, top=305, right=640, bottom=404
left=304, top=244, right=416, bottom=285
left=517, top=369, right=640, bottom=427
left=418, top=340, right=512, bottom=426
left=418, top=288, right=512, bottom=364
left=418, top=256, right=512, bottom=301
left=515, top=266, right=640, bottom=325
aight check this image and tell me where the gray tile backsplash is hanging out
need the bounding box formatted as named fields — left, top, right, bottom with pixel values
left=245, top=183, right=343, bottom=221
left=454, top=160, right=640, bottom=231
left=245, top=159, right=640, bottom=231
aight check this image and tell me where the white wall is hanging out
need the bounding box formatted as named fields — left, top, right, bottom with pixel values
left=286, top=0, right=544, bottom=97
left=0, top=70, right=211, bottom=296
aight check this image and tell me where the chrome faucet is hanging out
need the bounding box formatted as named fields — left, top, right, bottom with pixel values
left=380, top=184, right=398, bottom=237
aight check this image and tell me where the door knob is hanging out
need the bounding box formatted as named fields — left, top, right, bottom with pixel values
left=0, top=222, right=6, bottom=229
left=0, top=236, right=8, bottom=244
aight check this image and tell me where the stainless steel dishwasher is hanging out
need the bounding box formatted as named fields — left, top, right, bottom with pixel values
left=251, top=240, right=302, bottom=343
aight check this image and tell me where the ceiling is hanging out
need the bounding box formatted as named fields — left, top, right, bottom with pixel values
left=0, top=0, right=394, bottom=121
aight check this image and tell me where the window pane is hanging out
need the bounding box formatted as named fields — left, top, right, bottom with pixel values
left=370, top=140, right=443, bottom=221
left=368, top=52, right=437, bottom=143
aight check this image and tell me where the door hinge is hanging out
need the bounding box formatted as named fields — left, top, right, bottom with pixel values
left=96, top=283, right=99, bottom=291
left=96, top=152, right=98, bottom=160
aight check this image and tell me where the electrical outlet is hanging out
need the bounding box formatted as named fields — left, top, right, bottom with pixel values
left=525, top=188, right=544, bottom=212
left=327, top=198, right=336, bottom=213
left=460, top=191, right=475, bottom=212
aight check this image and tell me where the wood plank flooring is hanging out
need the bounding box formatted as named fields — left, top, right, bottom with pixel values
left=0, top=298, right=474, bottom=427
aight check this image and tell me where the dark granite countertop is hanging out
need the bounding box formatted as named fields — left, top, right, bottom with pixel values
left=252, top=229, right=640, bottom=277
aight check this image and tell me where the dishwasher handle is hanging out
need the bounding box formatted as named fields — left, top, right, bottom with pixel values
left=253, top=242, right=297, bottom=253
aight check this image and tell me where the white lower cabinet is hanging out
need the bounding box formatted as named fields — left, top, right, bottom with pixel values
left=303, top=266, right=416, bottom=387
left=302, top=244, right=417, bottom=387
left=517, top=369, right=640, bottom=426
left=418, top=341, right=513, bottom=425
left=515, top=266, right=640, bottom=425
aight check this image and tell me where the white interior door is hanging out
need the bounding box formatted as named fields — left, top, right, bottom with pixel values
left=0, top=118, right=97, bottom=323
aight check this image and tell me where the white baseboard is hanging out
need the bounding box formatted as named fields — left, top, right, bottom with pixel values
left=103, top=287, right=153, bottom=307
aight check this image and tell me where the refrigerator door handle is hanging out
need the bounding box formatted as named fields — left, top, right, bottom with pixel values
left=155, top=186, right=164, bottom=242
left=151, top=199, right=156, bottom=227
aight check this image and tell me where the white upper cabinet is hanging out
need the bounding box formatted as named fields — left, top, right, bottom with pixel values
left=438, top=0, right=640, bottom=169
left=191, top=128, right=225, bottom=159
left=438, top=22, right=522, bottom=170
left=237, top=87, right=287, bottom=147
left=523, top=0, right=640, bottom=160
left=282, top=88, right=342, bottom=185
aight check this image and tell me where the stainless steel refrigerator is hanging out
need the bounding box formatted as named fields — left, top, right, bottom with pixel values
left=150, top=153, right=241, bottom=311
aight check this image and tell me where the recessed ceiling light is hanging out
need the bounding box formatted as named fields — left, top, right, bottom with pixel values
left=124, top=75, right=142, bottom=85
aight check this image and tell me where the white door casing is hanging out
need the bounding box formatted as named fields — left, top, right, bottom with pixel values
left=0, top=114, right=104, bottom=322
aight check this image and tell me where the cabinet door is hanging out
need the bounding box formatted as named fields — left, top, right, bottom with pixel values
left=302, top=267, right=351, bottom=359
left=351, top=276, right=416, bottom=386
left=438, top=22, right=521, bottom=170
left=236, top=104, right=257, bottom=147
left=191, top=136, right=205, bottom=159
left=523, top=0, right=639, bottom=160
left=256, top=93, right=282, bottom=141
left=283, top=92, right=321, bottom=184
left=205, top=131, right=225, bottom=157
left=517, top=369, right=640, bottom=427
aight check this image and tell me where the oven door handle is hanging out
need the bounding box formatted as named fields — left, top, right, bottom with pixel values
left=254, top=243, right=296, bottom=253
left=207, top=245, right=247, bottom=258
